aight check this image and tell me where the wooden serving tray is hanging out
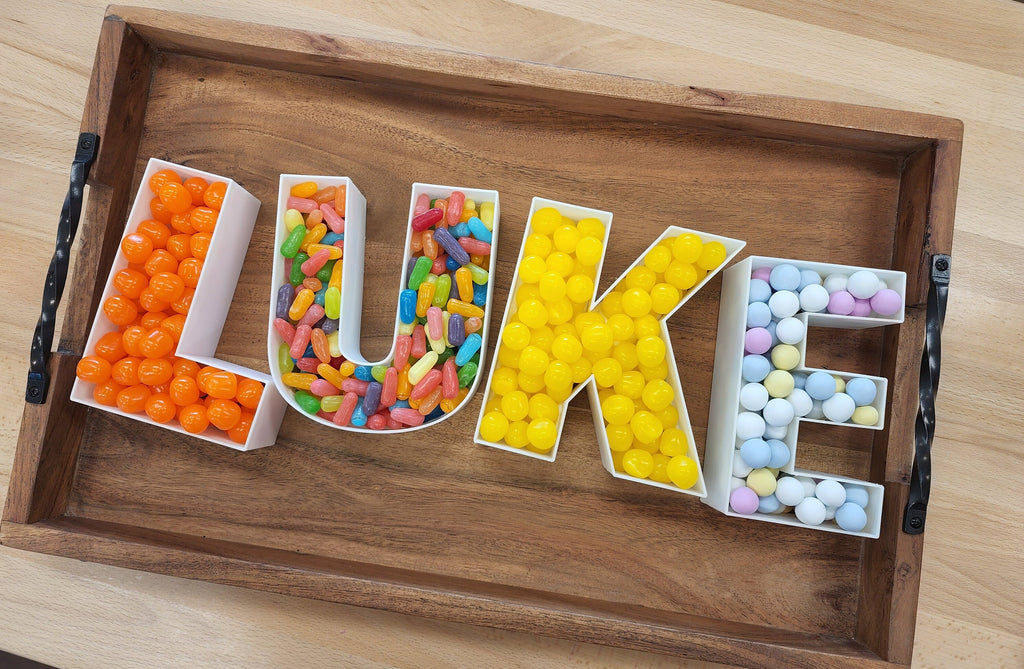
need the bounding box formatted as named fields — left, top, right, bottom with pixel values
left=2, top=7, right=961, bottom=668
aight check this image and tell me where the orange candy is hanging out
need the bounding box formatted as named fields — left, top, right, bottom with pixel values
left=177, top=258, right=203, bottom=288
left=170, top=211, right=195, bottom=235
left=207, top=398, right=242, bottom=431
left=159, top=182, right=193, bottom=214
left=145, top=393, right=177, bottom=423
left=116, top=384, right=151, bottom=413
left=103, top=295, right=138, bottom=326
left=235, top=378, right=264, bottom=410
left=121, top=233, right=154, bottom=265
left=149, top=169, right=180, bottom=194
left=112, top=269, right=148, bottom=299
left=161, top=314, right=187, bottom=342
left=76, top=355, right=111, bottom=384
left=139, top=310, right=168, bottom=329
left=203, top=182, right=226, bottom=210
left=183, top=177, right=209, bottom=206
left=172, top=358, right=199, bottom=378
left=169, top=375, right=200, bottom=406
left=190, top=206, right=218, bottom=233
left=138, top=358, right=173, bottom=386
left=144, top=249, right=178, bottom=277
left=93, top=379, right=125, bottom=406
left=203, top=370, right=237, bottom=399
left=110, top=357, right=142, bottom=386
left=94, top=331, right=127, bottom=363
left=227, top=411, right=254, bottom=444
left=139, top=328, right=175, bottom=359
left=137, top=287, right=171, bottom=313
left=149, top=271, right=185, bottom=303
left=121, top=325, right=148, bottom=357
left=165, top=234, right=192, bottom=261
left=189, top=232, right=212, bottom=261
left=149, top=197, right=174, bottom=225
left=178, top=404, right=209, bottom=434
left=171, top=288, right=194, bottom=315
left=136, top=219, right=171, bottom=249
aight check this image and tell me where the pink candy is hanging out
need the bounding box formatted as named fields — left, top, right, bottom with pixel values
left=458, top=237, right=490, bottom=255
left=290, top=324, right=311, bottom=359
left=301, top=249, right=331, bottom=275
left=320, top=202, right=345, bottom=234
left=730, top=486, right=759, bottom=515
left=827, top=290, right=855, bottom=315
left=446, top=191, right=465, bottom=227
left=309, top=379, right=337, bottom=397
left=442, top=359, right=458, bottom=399
left=411, top=208, right=443, bottom=231
left=410, top=369, right=442, bottom=401
left=287, top=196, right=317, bottom=213
left=381, top=367, right=398, bottom=407
left=870, top=288, right=902, bottom=316
left=744, top=327, right=772, bottom=355
left=297, top=304, right=325, bottom=328
left=394, top=335, right=411, bottom=370
left=333, top=393, right=358, bottom=426
left=390, top=407, right=425, bottom=426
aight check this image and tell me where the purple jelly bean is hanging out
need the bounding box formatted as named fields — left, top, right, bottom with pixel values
left=276, top=283, right=294, bottom=319
left=448, top=313, right=466, bottom=346
left=321, top=318, right=339, bottom=335
left=363, top=380, right=382, bottom=416
left=406, top=256, right=418, bottom=284
left=433, top=227, right=471, bottom=266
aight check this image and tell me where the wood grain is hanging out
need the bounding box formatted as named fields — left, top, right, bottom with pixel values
left=0, top=2, right=1020, bottom=669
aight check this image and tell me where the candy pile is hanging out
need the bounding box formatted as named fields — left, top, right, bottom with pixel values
left=729, top=474, right=872, bottom=533
left=273, top=183, right=494, bottom=428
left=479, top=207, right=726, bottom=491
left=729, top=263, right=900, bottom=530
left=75, top=168, right=263, bottom=444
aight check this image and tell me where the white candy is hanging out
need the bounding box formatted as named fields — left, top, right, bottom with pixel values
left=823, top=273, right=848, bottom=294
left=739, top=383, right=769, bottom=412
left=815, top=479, right=847, bottom=507
left=843, top=484, right=870, bottom=508
left=787, top=388, right=813, bottom=417
left=795, top=497, right=827, bottom=526
left=822, top=392, right=856, bottom=423
left=730, top=476, right=746, bottom=491
left=763, top=423, right=788, bottom=440
left=735, top=411, right=766, bottom=440
left=799, top=283, right=830, bottom=313
left=763, top=398, right=795, bottom=427
left=732, top=455, right=753, bottom=478
left=824, top=505, right=837, bottom=521
left=775, top=317, right=806, bottom=344
left=768, top=290, right=800, bottom=319
left=797, top=476, right=817, bottom=497
left=806, top=399, right=825, bottom=420
left=847, top=270, right=881, bottom=299
left=775, top=476, right=806, bottom=506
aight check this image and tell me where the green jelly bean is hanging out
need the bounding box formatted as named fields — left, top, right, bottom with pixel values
left=290, top=252, right=309, bottom=286
left=294, top=389, right=321, bottom=415
left=436, top=347, right=455, bottom=366
left=371, top=365, right=388, bottom=383
left=317, top=260, right=335, bottom=283
left=408, top=255, right=433, bottom=290
left=457, top=361, right=478, bottom=388
left=277, top=343, right=293, bottom=375
left=280, top=225, right=306, bottom=258
left=325, top=286, right=341, bottom=320
left=467, top=263, right=489, bottom=285
left=432, top=273, right=452, bottom=308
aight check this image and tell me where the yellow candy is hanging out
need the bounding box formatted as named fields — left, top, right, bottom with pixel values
left=649, top=453, right=672, bottom=483
left=607, top=314, right=634, bottom=342
left=505, top=420, right=529, bottom=448
left=485, top=399, right=502, bottom=415
left=644, top=245, right=672, bottom=274
left=666, top=455, right=699, bottom=489
left=630, top=410, right=663, bottom=444
left=518, top=299, right=549, bottom=328
left=611, top=342, right=639, bottom=371
left=581, top=322, right=613, bottom=352
left=547, top=383, right=572, bottom=402
left=516, top=283, right=542, bottom=305
left=539, top=272, right=567, bottom=301
left=501, top=324, right=530, bottom=352
left=697, top=241, right=727, bottom=270
left=320, top=395, right=343, bottom=412
left=282, top=372, right=316, bottom=390
left=479, top=411, right=509, bottom=442
left=551, top=334, right=583, bottom=363
left=852, top=405, right=880, bottom=426
left=650, top=283, right=681, bottom=315
left=610, top=449, right=626, bottom=472
left=625, top=266, right=657, bottom=292
left=527, top=419, right=558, bottom=451
left=570, top=357, right=592, bottom=384
left=501, top=390, right=529, bottom=421
left=327, top=330, right=341, bottom=357
left=530, top=325, right=555, bottom=352
left=763, top=369, right=794, bottom=398
left=546, top=298, right=574, bottom=325
left=592, top=357, right=623, bottom=388
left=621, top=288, right=652, bottom=318
left=575, top=236, right=604, bottom=266
left=600, top=291, right=624, bottom=316
left=664, top=261, right=699, bottom=291
left=746, top=468, right=778, bottom=496
left=498, top=345, right=521, bottom=368
left=519, top=256, right=546, bottom=283
left=546, top=252, right=575, bottom=278
left=614, top=370, right=646, bottom=399
left=622, top=448, right=654, bottom=478
left=544, top=360, right=574, bottom=390
left=659, top=428, right=688, bottom=457
left=834, top=375, right=847, bottom=393
left=283, top=208, right=305, bottom=232
left=531, top=207, right=562, bottom=235
left=601, top=394, right=635, bottom=425
left=529, top=393, right=560, bottom=422
left=672, top=233, right=703, bottom=263
left=491, top=367, right=518, bottom=395
left=565, top=274, right=595, bottom=304
left=553, top=225, right=580, bottom=253
left=575, top=311, right=605, bottom=335
left=606, top=424, right=633, bottom=452
left=636, top=336, right=667, bottom=367
left=634, top=314, right=660, bottom=339
left=518, top=372, right=546, bottom=394
left=639, top=360, right=669, bottom=382
left=642, top=379, right=674, bottom=412
left=408, top=350, right=439, bottom=385
left=479, top=201, right=495, bottom=230
left=447, top=299, right=484, bottom=319
left=657, top=405, right=679, bottom=429
left=771, top=344, right=801, bottom=371
left=518, top=345, right=549, bottom=376
left=289, top=181, right=318, bottom=198
left=524, top=233, right=552, bottom=257
left=577, top=217, right=605, bottom=239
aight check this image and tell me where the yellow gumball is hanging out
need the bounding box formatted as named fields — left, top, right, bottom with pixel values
left=553, top=225, right=580, bottom=254
left=519, top=255, right=546, bottom=283
left=531, top=207, right=562, bottom=235
left=634, top=314, right=661, bottom=338
left=546, top=298, right=574, bottom=325
left=621, top=288, right=652, bottom=318
left=577, top=217, right=605, bottom=240
left=657, top=405, right=679, bottom=429
left=672, top=233, right=703, bottom=263
left=575, top=236, right=604, bottom=266
left=505, top=420, right=530, bottom=448
left=605, top=424, right=633, bottom=452
left=592, top=357, right=623, bottom=388
left=491, top=367, right=518, bottom=395
left=639, top=360, right=669, bottom=382
left=601, top=394, right=635, bottom=425
left=625, top=265, right=657, bottom=292
left=529, top=393, right=560, bottom=421
left=636, top=336, right=667, bottom=367
left=650, top=283, right=681, bottom=315
left=611, top=342, right=639, bottom=371
left=527, top=418, right=557, bottom=451
left=518, top=345, right=549, bottom=376
left=581, top=322, right=614, bottom=353
left=518, top=371, right=545, bottom=394
left=666, top=455, right=699, bottom=489
left=644, top=245, right=672, bottom=274
left=600, top=291, right=624, bottom=316
left=607, top=313, right=635, bottom=342
left=565, top=274, right=595, bottom=304
left=523, top=233, right=552, bottom=258
left=530, top=325, right=555, bottom=352
left=570, top=357, right=592, bottom=384
left=697, top=241, right=727, bottom=270
left=622, top=448, right=655, bottom=478
left=479, top=411, right=509, bottom=442
left=518, top=299, right=549, bottom=328
left=642, top=379, right=674, bottom=412
left=659, top=427, right=688, bottom=457
left=649, top=453, right=672, bottom=483
left=546, top=252, right=574, bottom=278
left=501, top=322, right=531, bottom=350
left=498, top=345, right=521, bottom=368
left=551, top=334, right=583, bottom=363
left=516, top=283, right=542, bottom=305
left=501, top=390, right=530, bottom=422
left=613, top=370, right=646, bottom=399
left=538, top=272, right=566, bottom=301
left=664, top=261, right=699, bottom=291
left=630, top=410, right=663, bottom=444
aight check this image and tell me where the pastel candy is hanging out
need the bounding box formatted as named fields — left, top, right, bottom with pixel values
left=769, top=263, right=801, bottom=291
left=748, top=278, right=772, bottom=303
left=835, top=502, right=868, bottom=532
left=845, top=377, right=877, bottom=406
left=870, top=288, right=902, bottom=316
left=730, top=486, right=760, bottom=514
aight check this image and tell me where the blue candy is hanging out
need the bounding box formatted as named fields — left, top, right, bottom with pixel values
left=399, top=289, right=417, bottom=324
left=740, top=438, right=771, bottom=469
left=748, top=278, right=772, bottom=303
left=746, top=302, right=772, bottom=328
left=351, top=401, right=367, bottom=427
left=455, top=332, right=482, bottom=366
left=450, top=222, right=470, bottom=238
left=467, top=216, right=491, bottom=243
left=766, top=439, right=790, bottom=468
left=354, top=366, right=374, bottom=381
left=835, top=502, right=868, bottom=532
left=798, top=269, right=822, bottom=290
left=805, top=371, right=836, bottom=401
left=472, top=281, right=487, bottom=307
left=446, top=256, right=461, bottom=271
left=322, top=232, right=344, bottom=245
left=742, top=354, right=771, bottom=383
left=758, top=494, right=782, bottom=514
left=845, top=377, right=877, bottom=406
left=314, top=285, right=327, bottom=306
left=769, top=263, right=801, bottom=291
left=843, top=484, right=870, bottom=508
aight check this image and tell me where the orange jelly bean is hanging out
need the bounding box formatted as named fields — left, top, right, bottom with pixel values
left=145, top=393, right=177, bottom=423
left=144, top=249, right=178, bottom=277
left=137, top=358, right=173, bottom=386
left=159, top=182, right=192, bottom=214
left=207, top=398, right=242, bottom=431
left=137, top=287, right=171, bottom=313
left=137, top=219, right=171, bottom=249
left=139, top=310, right=168, bottom=329
left=190, top=232, right=212, bottom=260
left=177, top=257, right=203, bottom=288
left=139, top=328, right=175, bottom=359
left=149, top=271, right=185, bottom=303
left=121, top=233, right=153, bottom=264
left=170, top=375, right=201, bottom=406
left=110, top=357, right=142, bottom=386
left=165, top=233, right=193, bottom=261
left=171, top=288, right=195, bottom=315
left=190, top=206, right=218, bottom=233
left=204, top=370, right=238, bottom=399
left=93, top=379, right=125, bottom=407
left=103, top=295, right=138, bottom=326
left=149, top=197, right=174, bottom=225
left=228, top=411, right=254, bottom=444
left=183, top=176, right=209, bottom=206
left=172, top=358, right=200, bottom=378
left=116, top=384, right=151, bottom=413
left=170, top=211, right=195, bottom=234
left=94, top=331, right=127, bottom=363
left=113, top=268, right=148, bottom=299
left=203, top=182, right=226, bottom=210
left=178, top=404, right=209, bottom=433
left=76, top=355, right=111, bottom=384
left=235, top=378, right=264, bottom=410
left=161, top=314, right=187, bottom=342
left=149, top=169, right=180, bottom=194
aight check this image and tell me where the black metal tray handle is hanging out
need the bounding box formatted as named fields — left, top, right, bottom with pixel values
left=25, top=133, right=99, bottom=404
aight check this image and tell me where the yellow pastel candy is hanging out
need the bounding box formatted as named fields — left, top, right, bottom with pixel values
left=852, top=405, right=880, bottom=426
left=771, top=344, right=800, bottom=371
left=746, top=468, right=778, bottom=496
left=763, top=369, right=794, bottom=398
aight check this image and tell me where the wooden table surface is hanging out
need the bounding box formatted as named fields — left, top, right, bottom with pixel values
left=1, top=2, right=1021, bottom=668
